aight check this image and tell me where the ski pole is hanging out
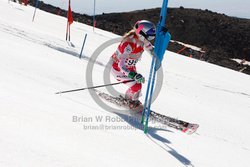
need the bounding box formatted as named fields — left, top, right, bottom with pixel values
left=55, top=80, right=134, bottom=94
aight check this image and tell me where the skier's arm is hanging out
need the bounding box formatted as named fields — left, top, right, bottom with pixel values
left=118, top=43, right=145, bottom=83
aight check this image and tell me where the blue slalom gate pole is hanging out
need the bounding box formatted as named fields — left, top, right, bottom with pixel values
left=93, top=0, right=96, bottom=31
left=145, top=60, right=158, bottom=133
left=142, top=56, right=157, bottom=133
left=32, top=0, right=39, bottom=22
left=141, top=55, right=156, bottom=125
left=142, top=0, right=171, bottom=133
left=79, top=34, right=88, bottom=59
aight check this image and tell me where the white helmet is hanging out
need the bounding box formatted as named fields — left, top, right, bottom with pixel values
left=134, top=20, right=156, bottom=41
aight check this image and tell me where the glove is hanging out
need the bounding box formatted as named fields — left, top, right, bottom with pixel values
left=134, top=73, right=145, bottom=83
left=128, top=72, right=145, bottom=83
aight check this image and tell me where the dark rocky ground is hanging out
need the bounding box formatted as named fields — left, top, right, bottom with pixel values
left=29, top=1, right=250, bottom=75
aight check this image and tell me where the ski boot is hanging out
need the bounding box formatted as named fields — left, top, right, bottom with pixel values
left=127, top=100, right=143, bottom=113
left=127, top=100, right=141, bottom=109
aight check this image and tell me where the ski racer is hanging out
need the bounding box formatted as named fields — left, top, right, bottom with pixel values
left=110, top=20, right=156, bottom=108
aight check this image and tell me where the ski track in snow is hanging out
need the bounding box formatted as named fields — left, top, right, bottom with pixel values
left=0, top=21, right=105, bottom=67
left=204, top=85, right=250, bottom=98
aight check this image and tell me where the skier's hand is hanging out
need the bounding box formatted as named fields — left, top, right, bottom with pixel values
left=134, top=73, right=145, bottom=83
left=128, top=72, right=145, bottom=83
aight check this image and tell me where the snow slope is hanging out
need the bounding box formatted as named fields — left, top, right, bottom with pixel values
left=1, top=1, right=250, bottom=167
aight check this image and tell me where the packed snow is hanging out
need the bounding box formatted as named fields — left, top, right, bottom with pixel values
left=1, top=1, right=250, bottom=167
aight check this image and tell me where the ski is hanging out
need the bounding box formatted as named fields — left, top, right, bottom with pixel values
left=94, top=89, right=199, bottom=134
left=150, top=111, right=199, bottom=135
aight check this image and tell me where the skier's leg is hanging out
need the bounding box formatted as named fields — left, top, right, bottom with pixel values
left=111, top=65, right=142, bottom=100
left=110, top=63, right=142, bottom=108
left=124, top=82, right=143, bottom=110
left=125, top=82, right=142, bottom=101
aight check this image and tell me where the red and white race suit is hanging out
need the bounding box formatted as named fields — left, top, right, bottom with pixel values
left=110, top=34, right=153, bottom=101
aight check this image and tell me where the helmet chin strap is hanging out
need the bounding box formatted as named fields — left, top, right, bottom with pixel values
left=137, top=34, right=145, bottom=42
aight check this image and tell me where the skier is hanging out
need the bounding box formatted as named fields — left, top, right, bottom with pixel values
left=110, top=20, right=156, bottom=109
